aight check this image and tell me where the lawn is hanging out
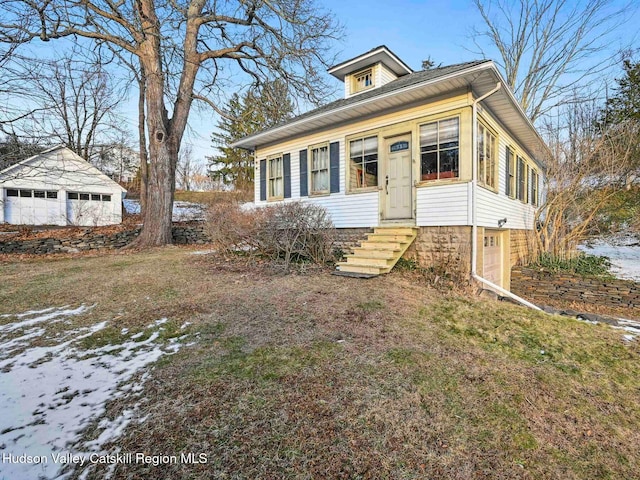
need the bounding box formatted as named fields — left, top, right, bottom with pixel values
left=0, top=247, right=638, bottom=479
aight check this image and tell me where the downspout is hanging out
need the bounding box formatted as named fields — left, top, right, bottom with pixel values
left=470, top=82, right=541, bottom=311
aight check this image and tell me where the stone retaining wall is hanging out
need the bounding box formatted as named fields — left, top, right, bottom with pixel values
left=511, top=267, right=640, bottom=308
left=403, top=226, right=472, bottom=278
left=0, top=222, right=210, bottom=255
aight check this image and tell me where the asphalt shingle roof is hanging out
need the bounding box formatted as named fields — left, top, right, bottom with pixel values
left=264, top=60, right=489, bottom=133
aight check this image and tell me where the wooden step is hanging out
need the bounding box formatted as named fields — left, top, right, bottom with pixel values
left=366, top=233, right=414, bottom=242
left=335, top=226, right=417, bottom=277
left=344, top=255, right=393, bottom=267
left=336, top=263, right=384, bottom=275
left=373, top=227, right=418, bottom=235
left=359, top=241, right=404, bottom=251
left=351, top=248, right=398, bottom=259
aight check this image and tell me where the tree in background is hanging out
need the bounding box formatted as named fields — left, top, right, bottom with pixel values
left=598, top=58, right=640, bottom=186
left=208, top=81, right=294, bottom=193
left=26, top=54, right=126, bottom=161
left=471, top=0, right=630, bottom=122
left=0, top=0, right=340, bottom=246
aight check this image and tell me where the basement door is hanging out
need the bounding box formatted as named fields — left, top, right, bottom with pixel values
left=483, top=230, right=503, bottom=288
left=384, top=134, right=412, bottom=219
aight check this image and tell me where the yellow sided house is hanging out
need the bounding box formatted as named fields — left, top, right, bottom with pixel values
left=233, top=46, right=546, bottom=290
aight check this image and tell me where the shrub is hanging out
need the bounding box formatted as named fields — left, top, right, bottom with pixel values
left=529, top=252, right=612, bottom=277
left=206, top=201, right=336, bottom=270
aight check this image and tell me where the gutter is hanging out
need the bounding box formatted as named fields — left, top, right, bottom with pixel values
left=471, top=82, right=542, bottom=312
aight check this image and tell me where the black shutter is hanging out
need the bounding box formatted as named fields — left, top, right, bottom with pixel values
left=299, top=149, right=308, bottom=197
left=505, top=148, right=512, bottom=197
left=329, top=141, right=340, bottom=193
left=259, top=159, right=266, bottom=201
left=283, top=153, right=291, bottom=198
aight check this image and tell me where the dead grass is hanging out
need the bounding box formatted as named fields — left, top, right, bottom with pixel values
left=1, top=251, right=639, bottom=479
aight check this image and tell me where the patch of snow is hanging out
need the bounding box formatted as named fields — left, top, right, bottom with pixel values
left=123, top=198, right=205, bottom=221
left=190, top=249, right=216, bottom=255
left=0, top=306, right=187, bottom=480
left=0, top=305, right=93, bottom=333
left=579, top=239, right=640, bottom=282
left=180, top=321, right=191, bottom=330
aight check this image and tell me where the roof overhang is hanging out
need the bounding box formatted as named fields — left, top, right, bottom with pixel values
left=328, top=45, right=413, bottom=80
left=233, top=62, right=548, bottom=163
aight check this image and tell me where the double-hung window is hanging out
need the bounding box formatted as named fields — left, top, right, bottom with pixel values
left=349, top=136, right=378, bottom=190
left=478, top=122, right=497, bottom=189
left=310, top=144, right=329, bottom=194
left=516, top=156, right=527, bottom=202
left=530, top=169, right=539, bottom=206
left=420, top=117, right=459, bottom=181
left=506, top=148, right=516, bottom=198
left=268, top=155, right=284, bottom=200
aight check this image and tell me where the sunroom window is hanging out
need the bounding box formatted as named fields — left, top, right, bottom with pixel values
left=478, top=122, right=496, bottom=189
left=420, top=117, right=459, bottom=181
left=349, top=136, right=378, bottom=190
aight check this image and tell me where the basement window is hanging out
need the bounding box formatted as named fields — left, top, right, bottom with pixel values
left=20, top=190, right=32, bottom=197
left=46, top=191, right=58, bottom=199
left=91, top=194, right=101, bottom=201
left=79, top=193, right=90, bottom=201
left=6, top=189, right=18, bottom=197
left=101, top=195, right=111, bottom=202
left=34, top=190, right=45, bottom=198
left=67, top=192, right=79, bottom=200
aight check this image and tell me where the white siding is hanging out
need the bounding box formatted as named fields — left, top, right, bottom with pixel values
left=378, top=63, right=398, bottom=87
left=475, top=129, right=537, bottom=230
left=476, top=187, right=534, bottom=230
left=416, top=183, right=469, bottom=226
left=254, top=141, right=379, bottom=228
left=0, top=147, right=124, bottom=226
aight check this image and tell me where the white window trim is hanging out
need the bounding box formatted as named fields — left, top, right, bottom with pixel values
left=308, top=142, right=330, bottom=196
left=267, top=153, right=284, bottom=201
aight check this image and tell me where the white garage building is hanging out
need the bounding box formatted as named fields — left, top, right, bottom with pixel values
left=0, top=145, right=126, bottom=226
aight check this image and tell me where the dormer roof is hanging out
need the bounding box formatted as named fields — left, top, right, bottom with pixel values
left=328, top=45, right=413, bottom=81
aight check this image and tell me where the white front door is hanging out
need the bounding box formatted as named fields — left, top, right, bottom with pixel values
left=385, top=134, right=412, bottom=219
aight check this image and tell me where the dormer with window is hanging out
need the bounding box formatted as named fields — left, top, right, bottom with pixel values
left=328, top=45, right=413, bottom=98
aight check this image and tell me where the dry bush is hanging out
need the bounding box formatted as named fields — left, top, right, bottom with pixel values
left=206, top=201, right=336, bottom=269
left=255, top=202, right=335, bottom=268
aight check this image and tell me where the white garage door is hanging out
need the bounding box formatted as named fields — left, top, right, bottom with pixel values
left=483, top=231, right=503, bottom=287
left=4, top=189, right=61, bottom=225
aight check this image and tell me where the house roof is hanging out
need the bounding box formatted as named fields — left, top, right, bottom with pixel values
left=327, top=45, right=413, bottom=79
left=232, top=60, right=548, bottom=163
left=0, top=145, right=127, bottom=192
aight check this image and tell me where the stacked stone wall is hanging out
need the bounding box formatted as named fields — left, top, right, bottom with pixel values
left=0, top=222, right=210, bottom=254
left=512, top=267, right=640, bottom=308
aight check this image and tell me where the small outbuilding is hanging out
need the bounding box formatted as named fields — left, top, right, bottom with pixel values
left=0, top=145, right=127, bottom=226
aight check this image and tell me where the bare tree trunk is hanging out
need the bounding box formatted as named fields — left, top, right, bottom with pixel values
left=137, top=64, right=149, bottom=217
left=134, top=0, right=175, bottom=246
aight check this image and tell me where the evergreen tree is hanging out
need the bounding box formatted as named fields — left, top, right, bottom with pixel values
left=598, top=59, right=640, bottom=187
left=208, top=81, right=294, bottom=192
left=601, top=59, right=640, bottom=126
